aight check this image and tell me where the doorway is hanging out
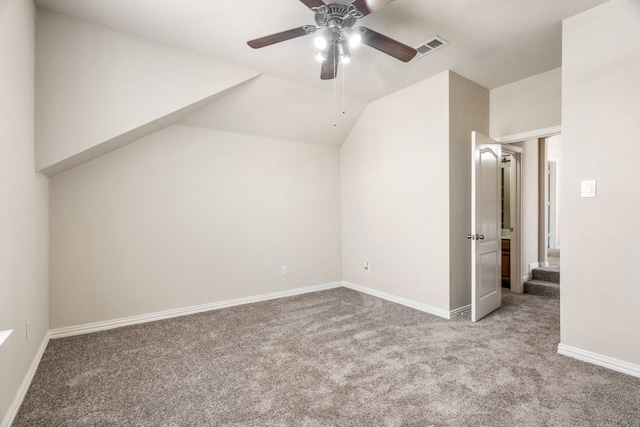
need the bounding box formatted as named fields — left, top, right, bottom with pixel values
left=501, top=145, right=523, bottom=294
left=495, top=127, right=561, bottom=296
left=546, top=134, right=561, bottom=257
left=469, top=133, right=525, bottom=321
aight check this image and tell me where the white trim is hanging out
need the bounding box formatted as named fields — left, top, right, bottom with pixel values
left=493, top=126, right=561, bottom=144
left=450, top=304, right=471, bottom=318
left=528, top=262, right=540, bottom=273
left=4, top=282, right=455, bottom=426
left=1, top=332, right=51, bottom=427
left=0, top=329, right=12, bottom=347
left=558, top=343, right=640, bottom=378
left=502, top=145, right=523, bottom=294
left=342, top=282, right=451, bottom=319
left=547, top=161, right=558, bottom=250
left=49, top=282, right=343, bottom=339
left=523, top=274, right=531, bottom=282
left=501, top=144, right=523, bottom=154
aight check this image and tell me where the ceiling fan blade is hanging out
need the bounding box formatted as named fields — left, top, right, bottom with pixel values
left=299, top=0, right=326, bottom=10
left=320, top=45, right=338, bottom=80
left=350, top=0, right=395, bottom=16
left=247, top=27, right=311, bottom=49
left=360, top=27, right=417, bottom=62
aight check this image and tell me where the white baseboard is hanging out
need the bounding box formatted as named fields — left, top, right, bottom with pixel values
left=49, top=282, right=343, bottom=339
left=450, top=304, right=471, bottom=318
left=49, top=282, right=462, bottom=341
left=523, top=274, right=531, bottom=282
left=4, top=283, right=343, bottom=425
left=342, top=282, right=452, bottom=319
left=558, top=343, right=640, bottom=378
left=1, top=332, right=51, bottom=427
left=6, top=281, right=456, bottom=425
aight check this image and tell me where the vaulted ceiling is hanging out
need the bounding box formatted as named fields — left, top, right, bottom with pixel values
left=33, top=0, right=608, bottom=174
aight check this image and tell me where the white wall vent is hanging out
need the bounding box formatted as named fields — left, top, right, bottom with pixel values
left=412, top=36, right=448, bottom=60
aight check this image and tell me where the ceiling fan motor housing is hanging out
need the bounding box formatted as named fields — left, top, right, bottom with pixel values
left=314, top=4, right=359, bottom=30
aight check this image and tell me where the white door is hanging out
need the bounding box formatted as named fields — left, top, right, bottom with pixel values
left=471, top=132, right=502, bottom=321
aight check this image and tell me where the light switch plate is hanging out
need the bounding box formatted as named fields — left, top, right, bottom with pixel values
left=581, top=180, right=597, bottom=198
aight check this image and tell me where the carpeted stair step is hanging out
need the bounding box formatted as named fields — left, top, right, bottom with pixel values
left=524, top=279, right=560, bottom=298
left=532, top=266, right=560, bottom=283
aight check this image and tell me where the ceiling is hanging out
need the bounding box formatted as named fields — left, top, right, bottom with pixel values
left=33, top=0, right=607, bottom=102
left=33, top=0, right=608, bottom=149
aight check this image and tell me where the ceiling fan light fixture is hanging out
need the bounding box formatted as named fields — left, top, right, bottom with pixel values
left=314, top=35, right=328, bottom=50
left=247, top=0, right=419, bottom=80
left=349, top=33, right=361, bottom=48
left=314, top=27, right=331, bottom=50
left=343, top=28, right=362, bottom=48
left=315, top=50, right=328, bottom=62
left=337, top=40, right=351, bottom=63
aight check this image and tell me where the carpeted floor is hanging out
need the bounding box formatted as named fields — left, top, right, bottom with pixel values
left=14, top=287, right=640, bottom=426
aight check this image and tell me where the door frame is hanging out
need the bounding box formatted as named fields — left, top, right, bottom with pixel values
left=494, top=125, right=561, bottom=290
left=547, top=160, right=558, bottom=250
left=501, top=144, right=523, bottom=294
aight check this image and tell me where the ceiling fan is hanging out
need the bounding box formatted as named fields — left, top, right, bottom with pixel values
left=247, top=0, right=417, bottom=80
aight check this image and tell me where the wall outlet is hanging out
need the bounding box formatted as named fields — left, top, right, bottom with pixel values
left=26, top=321, right=31, bottom=342
left=364, top=262, right=370, bottom=273
left=281, top=266, right=287, bottom=276
left=581, top=179, right=597, bottom=197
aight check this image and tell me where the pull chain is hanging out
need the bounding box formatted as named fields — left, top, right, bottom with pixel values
left=342, top=61, right=346, bottom=115
left=333, top=53, right=337, bottom=127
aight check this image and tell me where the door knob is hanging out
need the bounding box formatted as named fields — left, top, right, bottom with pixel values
left=466, top=234, right=485, bottom=240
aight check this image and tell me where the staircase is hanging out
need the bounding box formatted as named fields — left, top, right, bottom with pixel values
left=524, top=253, right=560, bottom=298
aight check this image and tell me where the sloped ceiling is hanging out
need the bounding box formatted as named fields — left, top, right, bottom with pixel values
left=34, top=0, right=608, bottom=100
left=33, top=0, right=609, bottom=174
left=179, top=75, right=367, bottom=146
left=35, top=9, right=261, bottom=176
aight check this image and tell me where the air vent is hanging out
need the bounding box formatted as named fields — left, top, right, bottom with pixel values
left=413, top=36, right=448, bottom=61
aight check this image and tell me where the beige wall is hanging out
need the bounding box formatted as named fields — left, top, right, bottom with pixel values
left=341, top=70, right=489, bottom=312
left=490, top=68, right=562, bottom=276
left=490, top=68, right=561, bottom=138
left=448, top=73, right=490, bottom=309
left=0, top=0, right=50, bottom=423
left=561, top=0, right=640, bottom=365
left=35, top=9, right=259, bottom=174
left=49, top=125, right=342, bottom=328
left=341, top=71, right=451, bottom=310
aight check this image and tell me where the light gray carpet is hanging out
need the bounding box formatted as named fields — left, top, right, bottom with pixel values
left=14, top=288, right=640, bottom=426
